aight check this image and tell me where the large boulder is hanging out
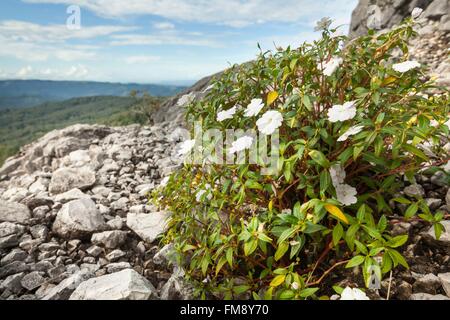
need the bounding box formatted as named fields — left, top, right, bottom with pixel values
left=49, top=167, right=96, bottom=195
left=52, top=198, right=106, bottom=239
left=126, top=211, right=170, bottom=243
left=0, top=200, right=31, bottom=225
left=42, top=270, right=94, bottom=300
left=69, top=269, right=157, bottom=300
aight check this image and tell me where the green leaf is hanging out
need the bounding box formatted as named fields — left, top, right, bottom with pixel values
left=434, top=222, right=444, bottom=240
left=274, top=242, right=289, bottom=261
left=387, top=235, right=408, bottom=248
left=258, top=233, right=273, bottom=243
left=278, top=227, right=297, bottom=244
left=405, top=202, right=418, bottom=219
left=308, top=150, right=330, bottom=168
left=332, top=223, right=344, bottom=246
left=402, top=144, right=429, bottom=161
left=244, top=239, right=258, bottom=256
left=233, top=285, right=252, bottom=295
left=215, top=256, right=227, bottom=276
left=299, top=288, right=319, bottom=298
left=387, top=249, right=409, bottom=269
left=279, top=290, right=295, bottom=300
left=320, top=170, right=331, bottom=194
left=226, top=247, right=234, bottom=268
left=346, top=255, right=365, bottom=268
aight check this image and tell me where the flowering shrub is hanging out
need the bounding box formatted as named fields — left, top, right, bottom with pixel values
left=156, top=17, right=449, bottom=300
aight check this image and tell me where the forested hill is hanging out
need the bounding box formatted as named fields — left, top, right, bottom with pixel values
left=0, top=95, right=163, bottom=165
left=0, top=80, right=186, bottom=109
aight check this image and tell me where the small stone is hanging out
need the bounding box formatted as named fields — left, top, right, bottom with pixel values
left=425, top=198, right=442, bottom=211
left=1, top=249, right=28, bottom=266
left=0, top=200, right=31, bottom=224
left=86, top=245, right=103, bottom=257
left=410, top=293, right=449, bottom=300
left=0, top=222, right=26, bottom=238
left=413, top=273, right=442, bottom=294
left=91, top=231, right=128, bottom=249
left=404, top=184, right=425, bottom=198
left=106, top=262, right=131, bottom=273
left=42, top=270, right=94, bottom=300
left=20, top=271, right=45, bottom=291
left=30, top=225, right=48, bottom=239
left=0, top=234, right=19, bottom=249
left=396, top=281, right=412, bottom=300
left=54, top=188, right=91, bottom=203
left=0, top=272, right=25, bottom=294
left=106, top=249, right=126, bottom=262
left=49, top=167, right=96, bottom=195
left=437, top=273, right=450, bottom=298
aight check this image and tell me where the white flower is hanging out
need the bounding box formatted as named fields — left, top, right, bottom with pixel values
left=430, top=119, right=440, bottom=127
left=244, top=98, right=265, bottom=117
left=202, top=84, right=215, bottom=93
left=445, top=119, right=450, bottom=130
left=160, top=177, right=170, bottom=187
left=340, top=287, right=370, bottom=300
left=256, top=110, right=283, bottom=135
left=411, top=7, right=423, bottom=19
left=217, top=106, right=237, bottom=122
left=338, top=125, right=364, bottom=142
left=320, top=56, right=343, bottom=76
left=330, top=164, right=346, bottom=187
left=178, top=139, right=196, bottom=156
left=314, top=17, right=332, bottom=31
left=177, top=93, right=195, bottom=107
left=336, top=184, right=358, bottom=206
left=291, top=282, right=300, bottom=290
left=196, top=184, right=212, bottom=202
left=327, top=101, right=357, bottom=123
left=229, top=136, right=254, bottom=154
left=392, top=61, right=421, bottom=73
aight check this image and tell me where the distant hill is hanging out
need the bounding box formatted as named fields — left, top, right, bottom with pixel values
left=0, top=80, right=186, bottom=109
left=0, top=95, right=163, bottom=165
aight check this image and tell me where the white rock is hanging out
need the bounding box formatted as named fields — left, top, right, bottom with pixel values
left=52, top=198, right=106, bottom=239
left=0, top=201, right=31, bottom=225
left=91, top=231, right=128, bottom=249
left=54, top=188, right=91, bottom=204
left=69, top=269, right=156, bottom=300
left=42, top=270, right=94, bottom=300
left=126, top=211, right=170, bottom=243
left=438, top=273, right=450, bottom=298
left=49, top=167, right=96, bottom=195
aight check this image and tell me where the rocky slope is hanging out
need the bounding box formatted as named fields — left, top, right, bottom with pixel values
left=0, top=1, right=449, bottom=301
left=0, top=122, right=195, bottom=300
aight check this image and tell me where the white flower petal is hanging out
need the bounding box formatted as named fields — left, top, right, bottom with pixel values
left=338, top=125, right=364, bottom=142
left=327, top=101, right=357, bottom=123
left=217, top=106, right=237, bottom=122
left=256, top=110, right=283, bottom=135
left=244, top=98, right=265, bottom=117
left=320, top=56, right=343, bottom=76
left=229, top=136, right=254, bottom=154
left=392, top=61, right=421, bottom=73
left=330, top=164, right=346, bottom=187
left=336, top=184, right=358, bottom=206
left=178, top=139, right=196, bottom=156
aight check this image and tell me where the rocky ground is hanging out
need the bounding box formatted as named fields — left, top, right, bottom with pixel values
left=0, top=123, right=194, bottom=300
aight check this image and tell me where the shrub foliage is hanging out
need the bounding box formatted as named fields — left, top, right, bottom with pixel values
left=156, top=18, right=449, bottom=300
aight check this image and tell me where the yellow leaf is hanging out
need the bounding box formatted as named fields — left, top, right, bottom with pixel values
left=382, top=76, right=397, bottom=86
left=267, top=91, right=279, bottom=106
left=270, top=274, right=286, bottom=287
left=325, top=204, right=349, bottom=224
left=268, top=200, right=273, bottom=212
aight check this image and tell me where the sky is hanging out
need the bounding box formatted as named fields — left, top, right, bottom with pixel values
left=0, top=0, right=358, bottom=84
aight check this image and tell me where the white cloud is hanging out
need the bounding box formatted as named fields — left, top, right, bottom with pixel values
left=110, top=33, right=222, bottom=47
left=153, top=22, right=175, bottom=30
left=23, top=0, right=358, bottom=28
left=13, top=64, right=90, bottom=80
left=125, top=55, right=161, bottom=64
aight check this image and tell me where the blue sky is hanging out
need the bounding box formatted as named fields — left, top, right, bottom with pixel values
left=0, top=0, right=358, bottom=84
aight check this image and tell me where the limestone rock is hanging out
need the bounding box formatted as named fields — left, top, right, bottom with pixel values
left=42, top=270, right=94, bottom=300
left=438, top=273, right=450, bottom=298
left=69, top=269, right=156, bottom=300
left=91, top=231, right=128, bottom=249
left=0, top=201, right=31, bottom=224
left=126, top=211, right=170, bottom=243
left=49, top=167, right=96, bottom=195
left=52, top=198, right=106, bottom=239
